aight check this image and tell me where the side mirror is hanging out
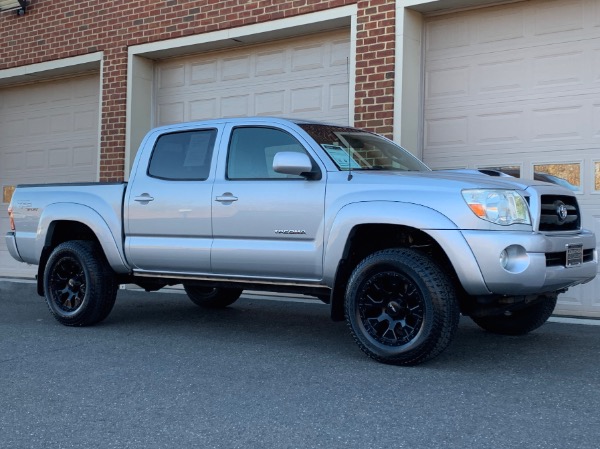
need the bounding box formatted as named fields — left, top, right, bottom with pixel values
left=273, top=152, right=315, bottom=177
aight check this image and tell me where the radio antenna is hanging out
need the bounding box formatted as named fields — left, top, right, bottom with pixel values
left=347, top=146, right=353, bottom=181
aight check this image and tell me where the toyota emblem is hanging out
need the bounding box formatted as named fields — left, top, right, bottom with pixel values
left=555, top=201, right=568, bottom=222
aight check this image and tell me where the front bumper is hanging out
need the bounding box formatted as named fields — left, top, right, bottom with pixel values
left=5, top=232, right=23, bottom=263
left=462, top=229, right=597, bottom=295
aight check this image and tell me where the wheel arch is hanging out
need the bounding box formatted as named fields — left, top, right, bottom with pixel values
left=36, top=203, right=129, bottom=295
left=328, top=222, right=464, bottom=321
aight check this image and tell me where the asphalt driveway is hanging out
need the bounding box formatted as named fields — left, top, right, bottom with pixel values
left=1, top=279, right=599, bottom=449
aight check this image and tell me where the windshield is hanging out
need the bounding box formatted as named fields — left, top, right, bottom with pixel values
left=299, top=124, right=430, bottom=172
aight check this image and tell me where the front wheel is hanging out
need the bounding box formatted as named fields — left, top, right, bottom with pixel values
left=345, top=248, right=460, bottom=366
left=471, top=295, right=557, bottom=336
left=183, top=285, right=243, bottom=308
left=43, top=240, right=117, bottom=326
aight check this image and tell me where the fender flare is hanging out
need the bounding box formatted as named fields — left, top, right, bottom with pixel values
left=36, top=202, right=130, bottom=274
left=323, top=201, right=489, bottom=295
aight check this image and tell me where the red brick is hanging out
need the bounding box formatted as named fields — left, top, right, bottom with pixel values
left=0, top=0, right=398, bottom=179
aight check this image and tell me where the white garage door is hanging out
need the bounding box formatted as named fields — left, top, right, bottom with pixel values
left=155, top=29, right=350, bottom=126
left=423, top=0, right=600, bottom=316
left=0, top=74, right=100, bottom=278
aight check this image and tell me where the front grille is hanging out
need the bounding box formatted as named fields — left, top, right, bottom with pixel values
left=539, top=195, right=580, bottom=232
left=546, top=249, right=594, bottom=267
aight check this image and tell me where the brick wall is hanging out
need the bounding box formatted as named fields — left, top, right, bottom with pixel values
left=355, top=0, right=395, bottom=136
left=0, top=0, right=396, bottom=181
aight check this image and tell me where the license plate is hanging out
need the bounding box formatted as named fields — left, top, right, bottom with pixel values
left=566, top=243, right=583, bottom=267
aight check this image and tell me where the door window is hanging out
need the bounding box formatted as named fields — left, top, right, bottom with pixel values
left=226, top=127, right=312, bottom=180
left=148, top=129, right=216, bottom=180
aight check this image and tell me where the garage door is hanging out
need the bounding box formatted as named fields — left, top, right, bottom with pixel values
left=423, top=0, right=600, bottom=316
left=155, top=29, right=350, bottom=127
left=0, top=74, right=100, bottom=278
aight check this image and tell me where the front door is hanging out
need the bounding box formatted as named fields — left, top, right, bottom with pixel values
left=211, top=124, right=326, bottom=281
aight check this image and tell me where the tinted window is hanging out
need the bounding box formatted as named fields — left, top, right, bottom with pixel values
left=227, top=127, right=310, bottom=180
left=148, top=129, right=216, bottom=180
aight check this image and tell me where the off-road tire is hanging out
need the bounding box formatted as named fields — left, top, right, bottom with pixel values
left=43, top=240, right=118, bottom=326
left=183, top=285, right=243, bottom=308
left=471, top=295, right=557, bottom=336
left=345, top=248, right=460, bottom=366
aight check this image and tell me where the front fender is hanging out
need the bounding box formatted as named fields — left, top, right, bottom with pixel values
left=322, top=201, right=490, bottom=295
left=35, top=203, right=129, bottom=274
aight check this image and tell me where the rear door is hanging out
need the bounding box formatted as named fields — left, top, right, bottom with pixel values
left=125, top=125, right=222, bottom=274
left=211, top=122, right=326, bottom=281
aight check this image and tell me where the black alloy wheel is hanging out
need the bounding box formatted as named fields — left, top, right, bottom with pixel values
left=44, top=240, right=117, bottom=326
left=48, top=254, right=87, bottom=313
left=358, top=270, right=425, bottom=348
left=345, top=248, right=460, bottom=366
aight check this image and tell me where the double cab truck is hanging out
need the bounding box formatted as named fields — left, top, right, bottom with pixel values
left=6, top=117, right=598, bottom=365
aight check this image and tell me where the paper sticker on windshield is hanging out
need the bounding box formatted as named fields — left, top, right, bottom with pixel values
left=322, top=144, right=361, bottom=170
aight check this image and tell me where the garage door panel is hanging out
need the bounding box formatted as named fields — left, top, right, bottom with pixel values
left=160, top=68, right=348, bottom=98
left=158, top=64, right=186, bottom=89
left=330, top=82, right=350, bottom=111
left=427, top=44, right=600, bottom=110
left=426, top=97, right=600, bottom=155
left=424, top=0, right=600, bottom=316
left=74, top=107, right=99, bottom=132
left=190, top=61, right=217, bottom=84
left=155, top=29, right=350, bottom=127
left=0, top=74, right=100, bottom=278
left=533, top=48, right=585, bottom=89
left=426, top=1, right=598, bottom=60
left=534, top=0, right=584, bottom=36
left=532, top=104, right=585, bottom=143
left=330, top=39, right=351, bottom=66
left=222, top=55, right=251, bottom=81
left=221, top=94, right=250, bottom=117
left=189, top=98, right=217, bottom=121
left=255, top=51, right=286, bottom=77
left=157, top=102, right=185, bottom=125
left=254, top=90, right=285, bottom=116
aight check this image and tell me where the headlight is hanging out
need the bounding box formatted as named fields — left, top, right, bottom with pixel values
left=462, top=189, right=531, bottom=226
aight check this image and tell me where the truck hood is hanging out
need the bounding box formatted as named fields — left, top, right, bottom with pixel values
left=347, top=169, right=550, bottom=192
left=326, top=168, right=578, bottom=232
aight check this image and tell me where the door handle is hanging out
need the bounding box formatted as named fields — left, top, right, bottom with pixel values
left=134, top=193, right=155, bottom=203
left=215, top=193, right=238, bottom=203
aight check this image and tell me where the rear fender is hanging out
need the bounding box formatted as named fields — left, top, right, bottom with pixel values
left=35, top=203, right=129, bottom=274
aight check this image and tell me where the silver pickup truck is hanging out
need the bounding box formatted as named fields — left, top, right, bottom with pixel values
left=6, top=117, right=598, bottom=365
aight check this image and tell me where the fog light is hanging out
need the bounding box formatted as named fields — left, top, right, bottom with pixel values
left=500, top=249, right=508, bottom=268
left=499, top=245, right=529, bottom=273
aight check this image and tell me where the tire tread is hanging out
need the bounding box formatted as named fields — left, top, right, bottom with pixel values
left=345, top=248, right=459, bottom=366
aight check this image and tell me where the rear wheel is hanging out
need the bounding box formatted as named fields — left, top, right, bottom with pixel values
left=43, top=240, right=117, bottom=326
left=471, top=295, right=557, bottom=336
left=345, top=248, right=460, bottom=366
left=183, top=285, right=243, bottom=308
